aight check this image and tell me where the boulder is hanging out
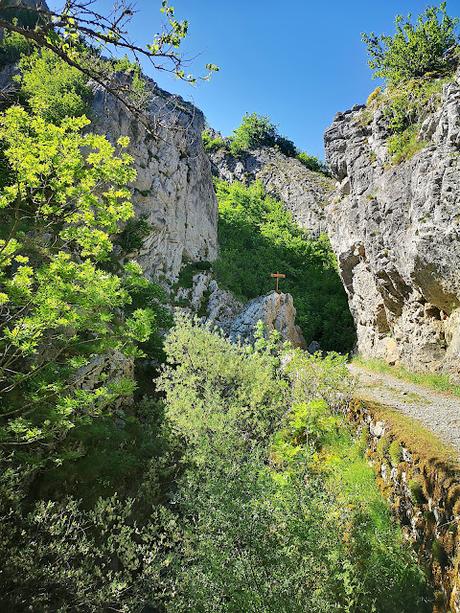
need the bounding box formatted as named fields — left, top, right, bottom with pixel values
left=228, top=291, right=306, bottom=348
left=175, top=274, right=306, bottom=348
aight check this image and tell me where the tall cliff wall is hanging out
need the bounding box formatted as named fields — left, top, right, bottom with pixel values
left=325, top=70, right=460, bottom=375
left=92, top=81, right=218, bottom=280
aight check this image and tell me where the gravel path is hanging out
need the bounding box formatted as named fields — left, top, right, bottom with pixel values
left=349, top=364, right=460, bottom=457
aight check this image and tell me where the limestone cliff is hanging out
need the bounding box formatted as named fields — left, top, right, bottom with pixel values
left=209, top=145, right=333, bottom=236
left=91, top=80, right=218, bottom=280
left=325, top=69, right=460, bottom=375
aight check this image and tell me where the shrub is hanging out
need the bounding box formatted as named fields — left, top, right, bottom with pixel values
left=17, top=47, right=91, bottom=122
left=118, top=215, right=152, bottom=253
left=0, top=30, right=33, bottom=67
left=383, top=75, right=451, bottom=134
left=408, top=478, right=427, bottom=504
left=362, top=3, right=459, bottom=84
left=229, top=112, right=278, bottom=155
left=274, top=133, right=297, bottom=157
left=297, top=151, right=328, bottom=173
left=202, top=128, right=228, bottom=153
left=156, top=319, right=431, bottom=612
left=387, top=125, right=427, bottom=164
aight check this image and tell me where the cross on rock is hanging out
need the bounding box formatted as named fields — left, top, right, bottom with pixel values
left=270, top=272, right=286, bottom=293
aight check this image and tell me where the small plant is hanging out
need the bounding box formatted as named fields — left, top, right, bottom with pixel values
left=0, top=30, right=33, bottom=67
left=387, top=126, right=427, bottom=164
left=202, top=129, right=228, bottom=153
left=432, top=539, right=448, bottom=565
left=297, top=151, right=328, bottom=174
left=376, top=435, right=391, bottom=459
left=118, top=215, right=151, bottom=253
left=408, top=478, right=427, bottom=504
left=367, top=86, right=383, bottom=106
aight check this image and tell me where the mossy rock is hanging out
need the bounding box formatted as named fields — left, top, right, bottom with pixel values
left=432, top=539, right=448, bottom=567
left=408, top=478, right=427, bottom=505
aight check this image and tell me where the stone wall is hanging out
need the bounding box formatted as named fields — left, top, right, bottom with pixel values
left=348, top=398, right=460, bottom=612
left=325, top=69, right=460, bottom=375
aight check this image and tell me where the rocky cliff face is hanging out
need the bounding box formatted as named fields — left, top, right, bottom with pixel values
left=325, top=70, right=460, bottom=374
left=209, top=146, right=333, bottom=236
left=92, top=81, right=218, bottom=280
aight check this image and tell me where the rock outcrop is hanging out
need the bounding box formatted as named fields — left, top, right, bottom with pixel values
left=209, top=145, right=333, bottom=236
left=91, top=80, right=218, bottom=280
left=228, top=291, right=306, bottom=348
left=325, top=70, right=460, bottom=375
left=73, top=350, right=134, bottom=408
left=176, top=272, right=306, bottom=348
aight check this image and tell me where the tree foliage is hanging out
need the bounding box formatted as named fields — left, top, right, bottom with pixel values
left=0, top=0, right=219, bottom=127
left=154, top=318, right=431, bottom=612
left=362, top=3, right=459, bottom=84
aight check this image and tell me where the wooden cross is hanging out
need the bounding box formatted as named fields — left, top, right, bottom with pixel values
left=271, top=272, right=286, bottom=293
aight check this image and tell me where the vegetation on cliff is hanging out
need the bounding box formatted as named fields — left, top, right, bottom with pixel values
left=203, top=113, right=328, bottom=173
left=362, top=2, right=459, bottom=163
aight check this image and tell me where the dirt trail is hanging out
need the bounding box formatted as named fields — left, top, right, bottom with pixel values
left=349, top=364, right=460, bottom=457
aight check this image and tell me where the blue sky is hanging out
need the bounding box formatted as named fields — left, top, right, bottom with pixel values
left=48, top=0, right=455, bottom=158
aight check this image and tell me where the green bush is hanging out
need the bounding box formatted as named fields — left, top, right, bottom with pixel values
left=229, top=112, right=277, bottom=155
left=0, top=30, right=33, bottom=67
left=202, top=128, right=228, bottom=153
left=387, top=125, right=427, bottom=164
left=118, top=215, right=152, bottom=253
left=155, top=318, right=431, bottom=612
left=362, top=3, right=459, bottom=84
left=213, top=179, right=356, bottom=352
left=228, top=112, right=299, bottom=158
left=297, top=151, right=328, bottom=173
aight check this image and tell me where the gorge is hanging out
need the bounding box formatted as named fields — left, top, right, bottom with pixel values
left=0, top=2, right=459, bottom=612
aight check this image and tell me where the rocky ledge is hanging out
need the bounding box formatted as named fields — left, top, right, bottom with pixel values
left=325, top=69, right=460, bottom=375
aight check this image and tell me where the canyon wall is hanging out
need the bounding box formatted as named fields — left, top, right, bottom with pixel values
left=209, top=145, right=333, bottom=236
left=92, top=81, right=218, bottom=280
left=325, top=70, right=460, bottom=375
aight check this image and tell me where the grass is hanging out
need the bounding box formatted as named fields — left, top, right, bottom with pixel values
left=353, top=356, right=460, bottom=399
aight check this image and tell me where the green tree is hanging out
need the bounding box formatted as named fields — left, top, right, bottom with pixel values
left=230, top=112, right=278, bottom=155
left=0, top=106, right=155, bottom=472
left=362, top=3, right=459, bottom=84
